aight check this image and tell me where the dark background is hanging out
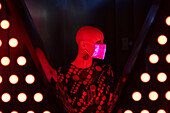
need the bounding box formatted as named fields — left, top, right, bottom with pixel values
left=24, top=0, right=153, bottom=76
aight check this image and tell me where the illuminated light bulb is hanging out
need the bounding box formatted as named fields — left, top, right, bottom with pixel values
left=157, top=109, right=166, bottom=113
left=157, top=72, right=167, bottom=82
left=0, top=40, right=2, bottom=47
left=157, top=35, right=168, bottom=45
left=140, top=73, right=150, bottom=83
left=149, top=54, right=159, bottom=64
left=17, top=56, right=27, bottom=66
left=11, top=111, right=18, bottom=113
left=9, top=38, right=18, bottom=48
left=1, top=56, right=10, bottom=66
left=165, top=91, right=170, bottom=100
left=148, top=91, right=158, bottom=101
left=165, top=16, right=170, bottom=26
left=141, top=109, right=150, bottom=113
left=9, top=75, right=19, bottom=84
left=132, top=91, right=142, bottom=101
left=43, top=111, right=51, bottom=113
left=27, top=111, right=34, bottom=113
left=34, top=92, right=43, bottom=102
left=165, top=54, right=170, bottom=63
left=0, top=3, right=2, bottom=10
left=0, top=75, right=3, bottom=84
left=17, top=93, right=27, bottom=102
left=0, top=111, right=2, bottom=113
left=1, top=93, right=11, bottom=102
left=0, top=20, right=10, bottom=29
left=25, top=74, right=35, bottom=84
left=124, top=110, right=133, bottom=113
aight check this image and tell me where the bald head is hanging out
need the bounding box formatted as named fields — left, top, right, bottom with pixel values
left=76, top=26, right=104, bottom=45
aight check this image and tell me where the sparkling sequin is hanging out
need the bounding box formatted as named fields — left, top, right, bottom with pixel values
left=77, top=102, right=81, bottom=106
left=97, top=105, right=102, bottom=110
left=87, top=75, right=91, bottom=79
left=95, top=66, right=102, bottom=71
left=83, top=81, right=87, bottom=85
left=72, top=75, right=80, bottom=81
left=90, top=85, right=96, bottom=91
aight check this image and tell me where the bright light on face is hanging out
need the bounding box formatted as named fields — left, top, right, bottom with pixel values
left=0, top=40, right=2, bottom=47
left=141, top=109, right=150, bottom=113
left=11, top=111, right=18, bottom=113
left=1, top=93, right=11, bottom=102
left=165, top=91, right=170, bottom=100
left=17, top=56, right=27, bottom=66
left=9, top=75, right=19, bottom=84
left=140, top=73, right=150, bottom=83
left=1, top=56, right=10, bottom=66
left=124, top=110, right=133, bottom=113
left=148, top=91, right=159, bottom=101
left=165, top=16, right=170, bottom=26
left=27, top=111, right=34, bottom=113
left=132, top=91, right=142, bottom=101
left=149, top=54, right=159, bottom=64
left=0, top=75, right=3, bottom=84
left=157, top=109, right=166, bottom=113
left=9, top=38, right=18, bottom=48
left=17, top=93, right=27, bottom=102
left=157, top=72, right=167, bottom=82
left=34, top=92, right=43, bottom=102
left=0, top=20, right=10, bottom=29
left=25, top=74, right=35, bottom=84
left=43, top=111, right=51, bottom=113
left=157, top=35, right=168, bottom=45
left=165, top=54, right=170, bottom=63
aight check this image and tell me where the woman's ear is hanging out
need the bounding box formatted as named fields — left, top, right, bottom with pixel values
left=80, top=41, right=86, bottom=49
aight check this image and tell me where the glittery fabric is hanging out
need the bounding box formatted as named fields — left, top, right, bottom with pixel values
left=54, top=62, right=118, bottom=113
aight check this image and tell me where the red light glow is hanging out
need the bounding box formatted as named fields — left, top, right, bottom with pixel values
left=165, top=54, right=170, bottom=63
left=132, top=91, right=142, bottom=101
left=25, top=74, right=35, bottom=84
left=149, top=54, right=159, bottom=64
left=9, top=75, right=19, bottom=84
left=17, top=93, right=27, bottom=102
left=0, top=40, right=2, bottom=47
left=157, top=72, right=167, bottom=82
left=157, top=109, right=166, bottom=113
left=17, top=56, right=27, bottom=66
left=1, top=56, right=10, bottom=66
left=141, top=109, right=150, bottom=113
left=34, top=92, right=43, bottom=102
left=1, top=93, right=11, bottom=102
left=148, top=91, right=158, bottom=101
left=0, top=20, right=10, bottom=29
left=165, top=91, right=170, bottom=100
left=9, top=38, right=18, bottom=48
left=0, top=3, right=2, bottom=10
left=43, top=111, right=51, bottom=113
left=27, top=111, right=34, bottom=113
left=140, top=73, right=150, bottom=83
left=11, top=111, right=18, bottom=113
left=165, top=16, right=170, bottom=26
left=0, top=75, right=3, bottom=84
left=124, top=110, right=133, bottom=113
left=157, top=35, right=168, bottom=45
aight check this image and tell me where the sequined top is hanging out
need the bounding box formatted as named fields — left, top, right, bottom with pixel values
left=54, top=62, right=118, bottom=113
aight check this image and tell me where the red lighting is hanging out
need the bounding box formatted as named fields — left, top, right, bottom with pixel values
left=1, top=56, right=10, bottom=66
left=124, top=110, right=133, bottom=113
left=157, top=72, right=167, bottom=82
left=132, top=91, right=142, bottom=101
left=141, top=109, right=150, bottom=113
left=43, top=111, right=51, bottom=113
left=17, top=56, right=27, bottom=66
left=140, top=73, right=150, bottom=83
left=11, top=111, right=18, bottom=113
left=0, top=40, right=2, bottom=47
left=9, top=75, right=19, bottom=84
left=157, top=109, right=166, bottom=113
left=165, top=54, right=170, bottom=63
left=25, top=74, right=35, bottom=84
left=1, top=93, right=11, bottom=102
left=149, top=54, right=159, bottom=64
left=9, top=38, right=18, bottom=48
left=0, top=20, right=10, bottom=29
left=0, top=3, right=2, bottom=10
left=148, top=91, right=158, bottom=101
left=27, top=111, right=35, bottom=113
left=0, top=75, right=3, bottom=84
left=34, top=92, right=43, bottom=102
left=165, top=16, right=170, bottom=26
left=17, top=93, right=27, bottom=102
left=157, top=35, right=168, bottom=45
left=165, top=91, right=170, bottom=100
